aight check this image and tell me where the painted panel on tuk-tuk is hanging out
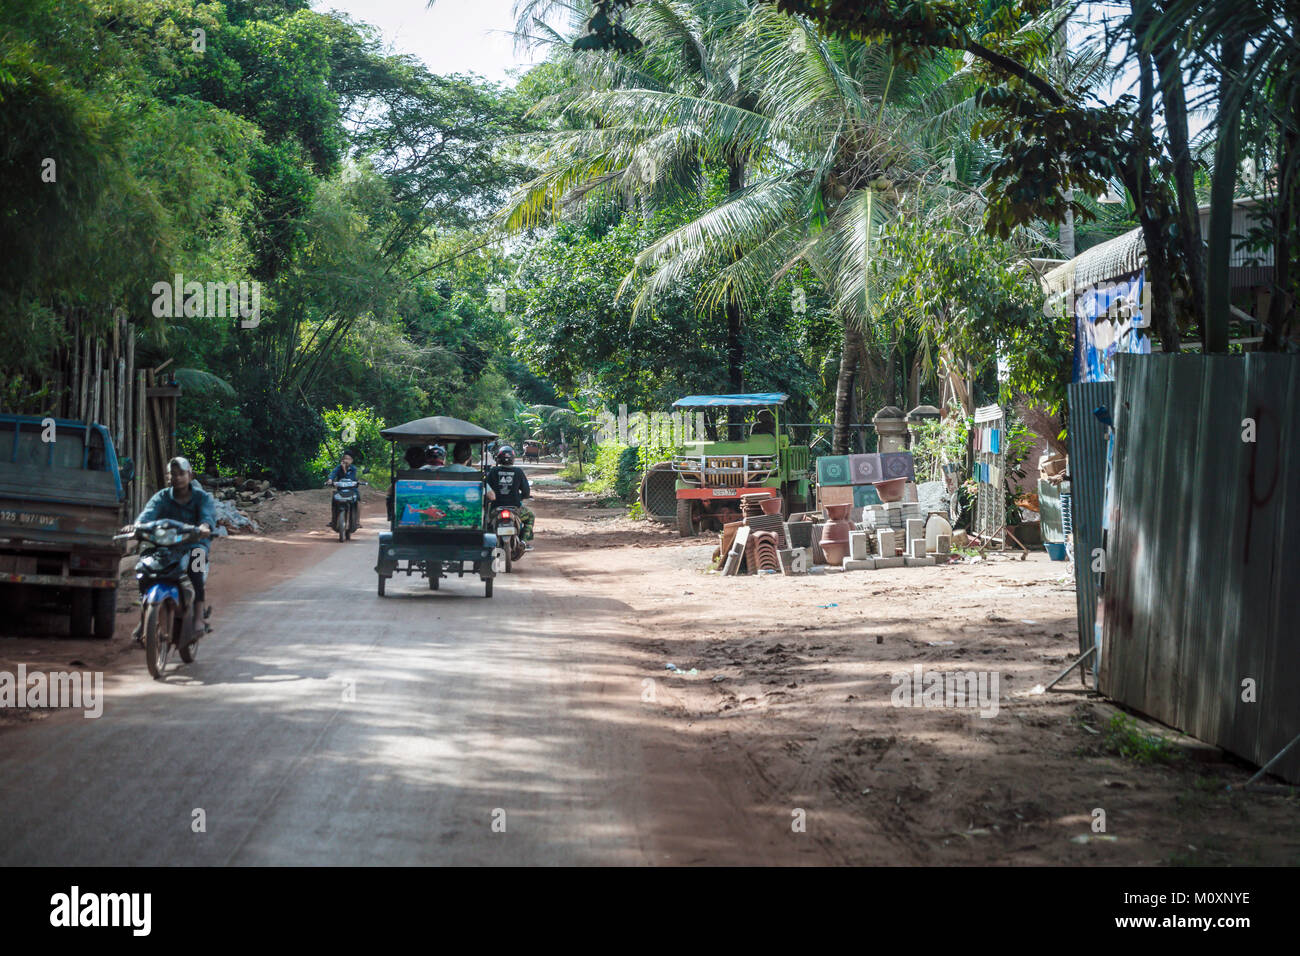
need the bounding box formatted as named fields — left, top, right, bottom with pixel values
left=395, top=479, right=483, bottom=529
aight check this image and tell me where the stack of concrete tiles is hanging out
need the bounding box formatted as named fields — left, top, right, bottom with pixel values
left=863, top=502, right=922, bottom=534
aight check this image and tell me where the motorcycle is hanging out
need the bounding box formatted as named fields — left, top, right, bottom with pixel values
left=329, top=478, right=366, bottom=542
left=115, top=519, right=208, bottom=680
left=491, top=505, right=526, bottom=571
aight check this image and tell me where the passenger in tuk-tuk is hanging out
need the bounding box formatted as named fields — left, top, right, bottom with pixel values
left=434, top=441, right=480, bottom=475
left=386, top=445, right=435, bottom=521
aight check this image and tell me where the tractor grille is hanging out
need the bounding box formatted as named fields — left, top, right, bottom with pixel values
left=671, top=455, right=778, bottom=487
left=706, top=456, right=745, bottom=487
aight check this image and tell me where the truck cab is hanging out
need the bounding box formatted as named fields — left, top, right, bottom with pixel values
left=0, top=415, right=131, bottom=638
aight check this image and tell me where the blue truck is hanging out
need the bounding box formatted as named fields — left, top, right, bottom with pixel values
left=0, top=415, right=132, bottom=638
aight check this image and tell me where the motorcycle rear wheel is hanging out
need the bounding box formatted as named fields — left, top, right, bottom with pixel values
left=503, top=542, right=512, bottom=573
left=144, top=602, right=173, bottom=680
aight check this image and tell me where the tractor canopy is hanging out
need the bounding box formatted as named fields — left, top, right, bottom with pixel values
left=671, top=393, right=788, bottom=408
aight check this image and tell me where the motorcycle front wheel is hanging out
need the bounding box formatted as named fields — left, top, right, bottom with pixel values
left=144, top=602, right=174, bottom=680
left=179, top=607, right=200, bottom=663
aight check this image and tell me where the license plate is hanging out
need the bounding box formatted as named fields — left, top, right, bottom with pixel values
left=0, top=509, right=59, bottom=529
left=497, top=527, right=515, bottom=535
left=711, top=489, right=738, bottom=496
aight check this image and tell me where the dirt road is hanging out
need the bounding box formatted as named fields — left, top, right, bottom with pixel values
left=1, top=467, right=1295, bottom=865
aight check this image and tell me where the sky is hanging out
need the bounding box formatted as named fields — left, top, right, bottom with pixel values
left=313, top=0, right=544, bottom=84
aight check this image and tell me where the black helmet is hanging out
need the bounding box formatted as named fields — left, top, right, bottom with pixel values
left=495, top=445, right=515, bottom=465
left=428, top=444, right=446, bottom=461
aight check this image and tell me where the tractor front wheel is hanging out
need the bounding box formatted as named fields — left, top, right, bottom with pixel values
left=676, top=499, right=698, bottom=538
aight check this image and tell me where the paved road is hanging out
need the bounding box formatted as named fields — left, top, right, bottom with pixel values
left=0, top=510, right=663, bottom=865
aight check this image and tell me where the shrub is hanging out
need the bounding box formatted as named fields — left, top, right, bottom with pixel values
left=583, top=443, right=649, bottom=500
left=613, top=445, right=642, bottom=498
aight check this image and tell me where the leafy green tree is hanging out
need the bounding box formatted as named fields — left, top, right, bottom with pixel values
left=308, top=405, right=389, bottom=485
left=872, top=211, right=1067, bottom=418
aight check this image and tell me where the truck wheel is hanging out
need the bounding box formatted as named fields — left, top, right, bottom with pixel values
left=92, top=589, right=116, bottom=640
left=70, top=589, right=93, bottom=639
left=676, top=499, right=698, bottom=538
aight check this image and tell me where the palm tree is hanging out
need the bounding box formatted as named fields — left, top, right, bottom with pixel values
left=507, top=2, right=987, bottom=450
left=506, top=0, right=768, bottom=398
left=547, top=398, right=603, bottom=476
left=610, top=7, right=969, bottom=451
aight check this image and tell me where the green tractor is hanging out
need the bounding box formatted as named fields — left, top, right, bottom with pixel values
left=670, top=393, right=811, bottom=536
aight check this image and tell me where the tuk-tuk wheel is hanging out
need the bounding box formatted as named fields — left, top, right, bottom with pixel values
left=377, top=576, right=386, bottom=597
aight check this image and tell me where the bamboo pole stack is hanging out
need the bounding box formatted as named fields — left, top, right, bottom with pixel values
left=55, top=309, right=172, bottom=516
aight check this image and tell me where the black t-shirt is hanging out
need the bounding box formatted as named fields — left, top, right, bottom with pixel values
left=486, top=465, right=530, bottom=507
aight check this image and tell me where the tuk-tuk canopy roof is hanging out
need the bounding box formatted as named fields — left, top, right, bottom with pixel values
left=380, top=416, right=498, bottom=443
left=672, top=393, right=788, bottom=409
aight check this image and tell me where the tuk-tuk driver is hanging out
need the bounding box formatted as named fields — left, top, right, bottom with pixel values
left=484, top=445, right=534, bottom=545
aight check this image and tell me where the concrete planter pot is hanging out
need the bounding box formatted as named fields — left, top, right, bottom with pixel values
left=819, top=504, right=852, bottom=565
left=873, top=477, right=906, bottom=502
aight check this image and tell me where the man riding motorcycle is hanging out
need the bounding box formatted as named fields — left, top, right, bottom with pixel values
left=485, top=445, right=533, bottom=545
left=129, top=456, right=215, bottom=642
left=326, top=451, right=357, bottom=485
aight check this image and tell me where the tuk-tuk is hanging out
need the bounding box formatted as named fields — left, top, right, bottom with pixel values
left=374, top=416, right=499, bottom=597
left=522, top=440, right=542, bottom=463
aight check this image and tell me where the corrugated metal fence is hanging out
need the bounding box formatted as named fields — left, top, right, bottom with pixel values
left=1099, top=353, right=1300, bottom=782
left=1067, top=381, right=1114, bottom=660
